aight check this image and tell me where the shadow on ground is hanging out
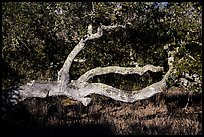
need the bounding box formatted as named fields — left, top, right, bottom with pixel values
left=2, top=86, right=202, bottom=136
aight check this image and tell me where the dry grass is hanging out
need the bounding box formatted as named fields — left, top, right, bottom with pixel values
left=2, top=87, right=202, bottom=135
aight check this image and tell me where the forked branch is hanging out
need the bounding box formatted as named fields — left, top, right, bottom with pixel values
left=8, top=23, right=178, bottom=107
left=57, top=24, right=125, bottom=93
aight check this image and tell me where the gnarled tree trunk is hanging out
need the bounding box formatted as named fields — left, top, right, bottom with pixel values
left=6, top=24, right=178, bottom=106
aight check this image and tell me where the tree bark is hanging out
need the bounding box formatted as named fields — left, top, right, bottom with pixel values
left=76, top=65, right=163, bottom=84
left=11, top=24, right=177, bottom=106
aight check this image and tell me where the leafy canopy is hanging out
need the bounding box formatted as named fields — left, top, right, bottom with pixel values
left=2, top=2, right=202, bottom=92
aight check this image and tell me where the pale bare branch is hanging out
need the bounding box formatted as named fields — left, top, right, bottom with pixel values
left=76, top=65, right=163, bottom=84
left=18, top=81, right=60, bottom=101
left=57, top=24, right=126, bottom=82
left=75, top=80, right=166, bottom=106
left=4, top=24, right=181, bottom=108
left=57, top=24, right=126, bottom=92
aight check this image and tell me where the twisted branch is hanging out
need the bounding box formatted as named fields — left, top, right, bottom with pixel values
left=5, top=23, right=179, bottom=108
left=76, top=65, right=163, bottom=84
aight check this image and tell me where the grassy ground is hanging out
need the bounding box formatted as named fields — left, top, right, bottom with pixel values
left=2, top=86, right=202, bottom=136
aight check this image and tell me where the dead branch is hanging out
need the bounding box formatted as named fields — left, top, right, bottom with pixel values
left=6, top=24, right=179, bottom=107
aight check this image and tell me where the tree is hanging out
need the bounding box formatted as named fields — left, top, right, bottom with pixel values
left=3, top=23, right=178, bottom=107
left=2, top=2, right=202, bottom=108
left=162, top=2, right=202, bottom=92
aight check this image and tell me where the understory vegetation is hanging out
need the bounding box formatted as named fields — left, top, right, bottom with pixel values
left=2, top=2, right=202, bottom=93
left=2, top=2, right=202, bottom=135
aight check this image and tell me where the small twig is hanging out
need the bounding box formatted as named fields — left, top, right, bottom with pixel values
left=184, top=94, right=191, bottom=109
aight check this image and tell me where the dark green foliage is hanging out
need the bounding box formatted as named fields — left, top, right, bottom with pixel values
left=2, top=2, right=202, bottom=92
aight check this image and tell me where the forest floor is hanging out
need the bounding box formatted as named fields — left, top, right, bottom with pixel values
left=2, top=86, right=202, bottom=136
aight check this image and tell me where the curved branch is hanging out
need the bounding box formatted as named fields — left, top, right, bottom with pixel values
left=15, top=77, right=166, bottom=107
left=51, top=78, right=166, bottom=106
left=57, top=24, right=126, bottom=92
left=3, top=21, right=185, bottom=110
left=57, top=39, right=85, bottom=92
left=72, top=47, right=180, bottom=106
left=16, top=48, right=175, bottom=106
left=76, top=65, right=163, bottom=84
left=78, top=80, right=166, bottom=104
